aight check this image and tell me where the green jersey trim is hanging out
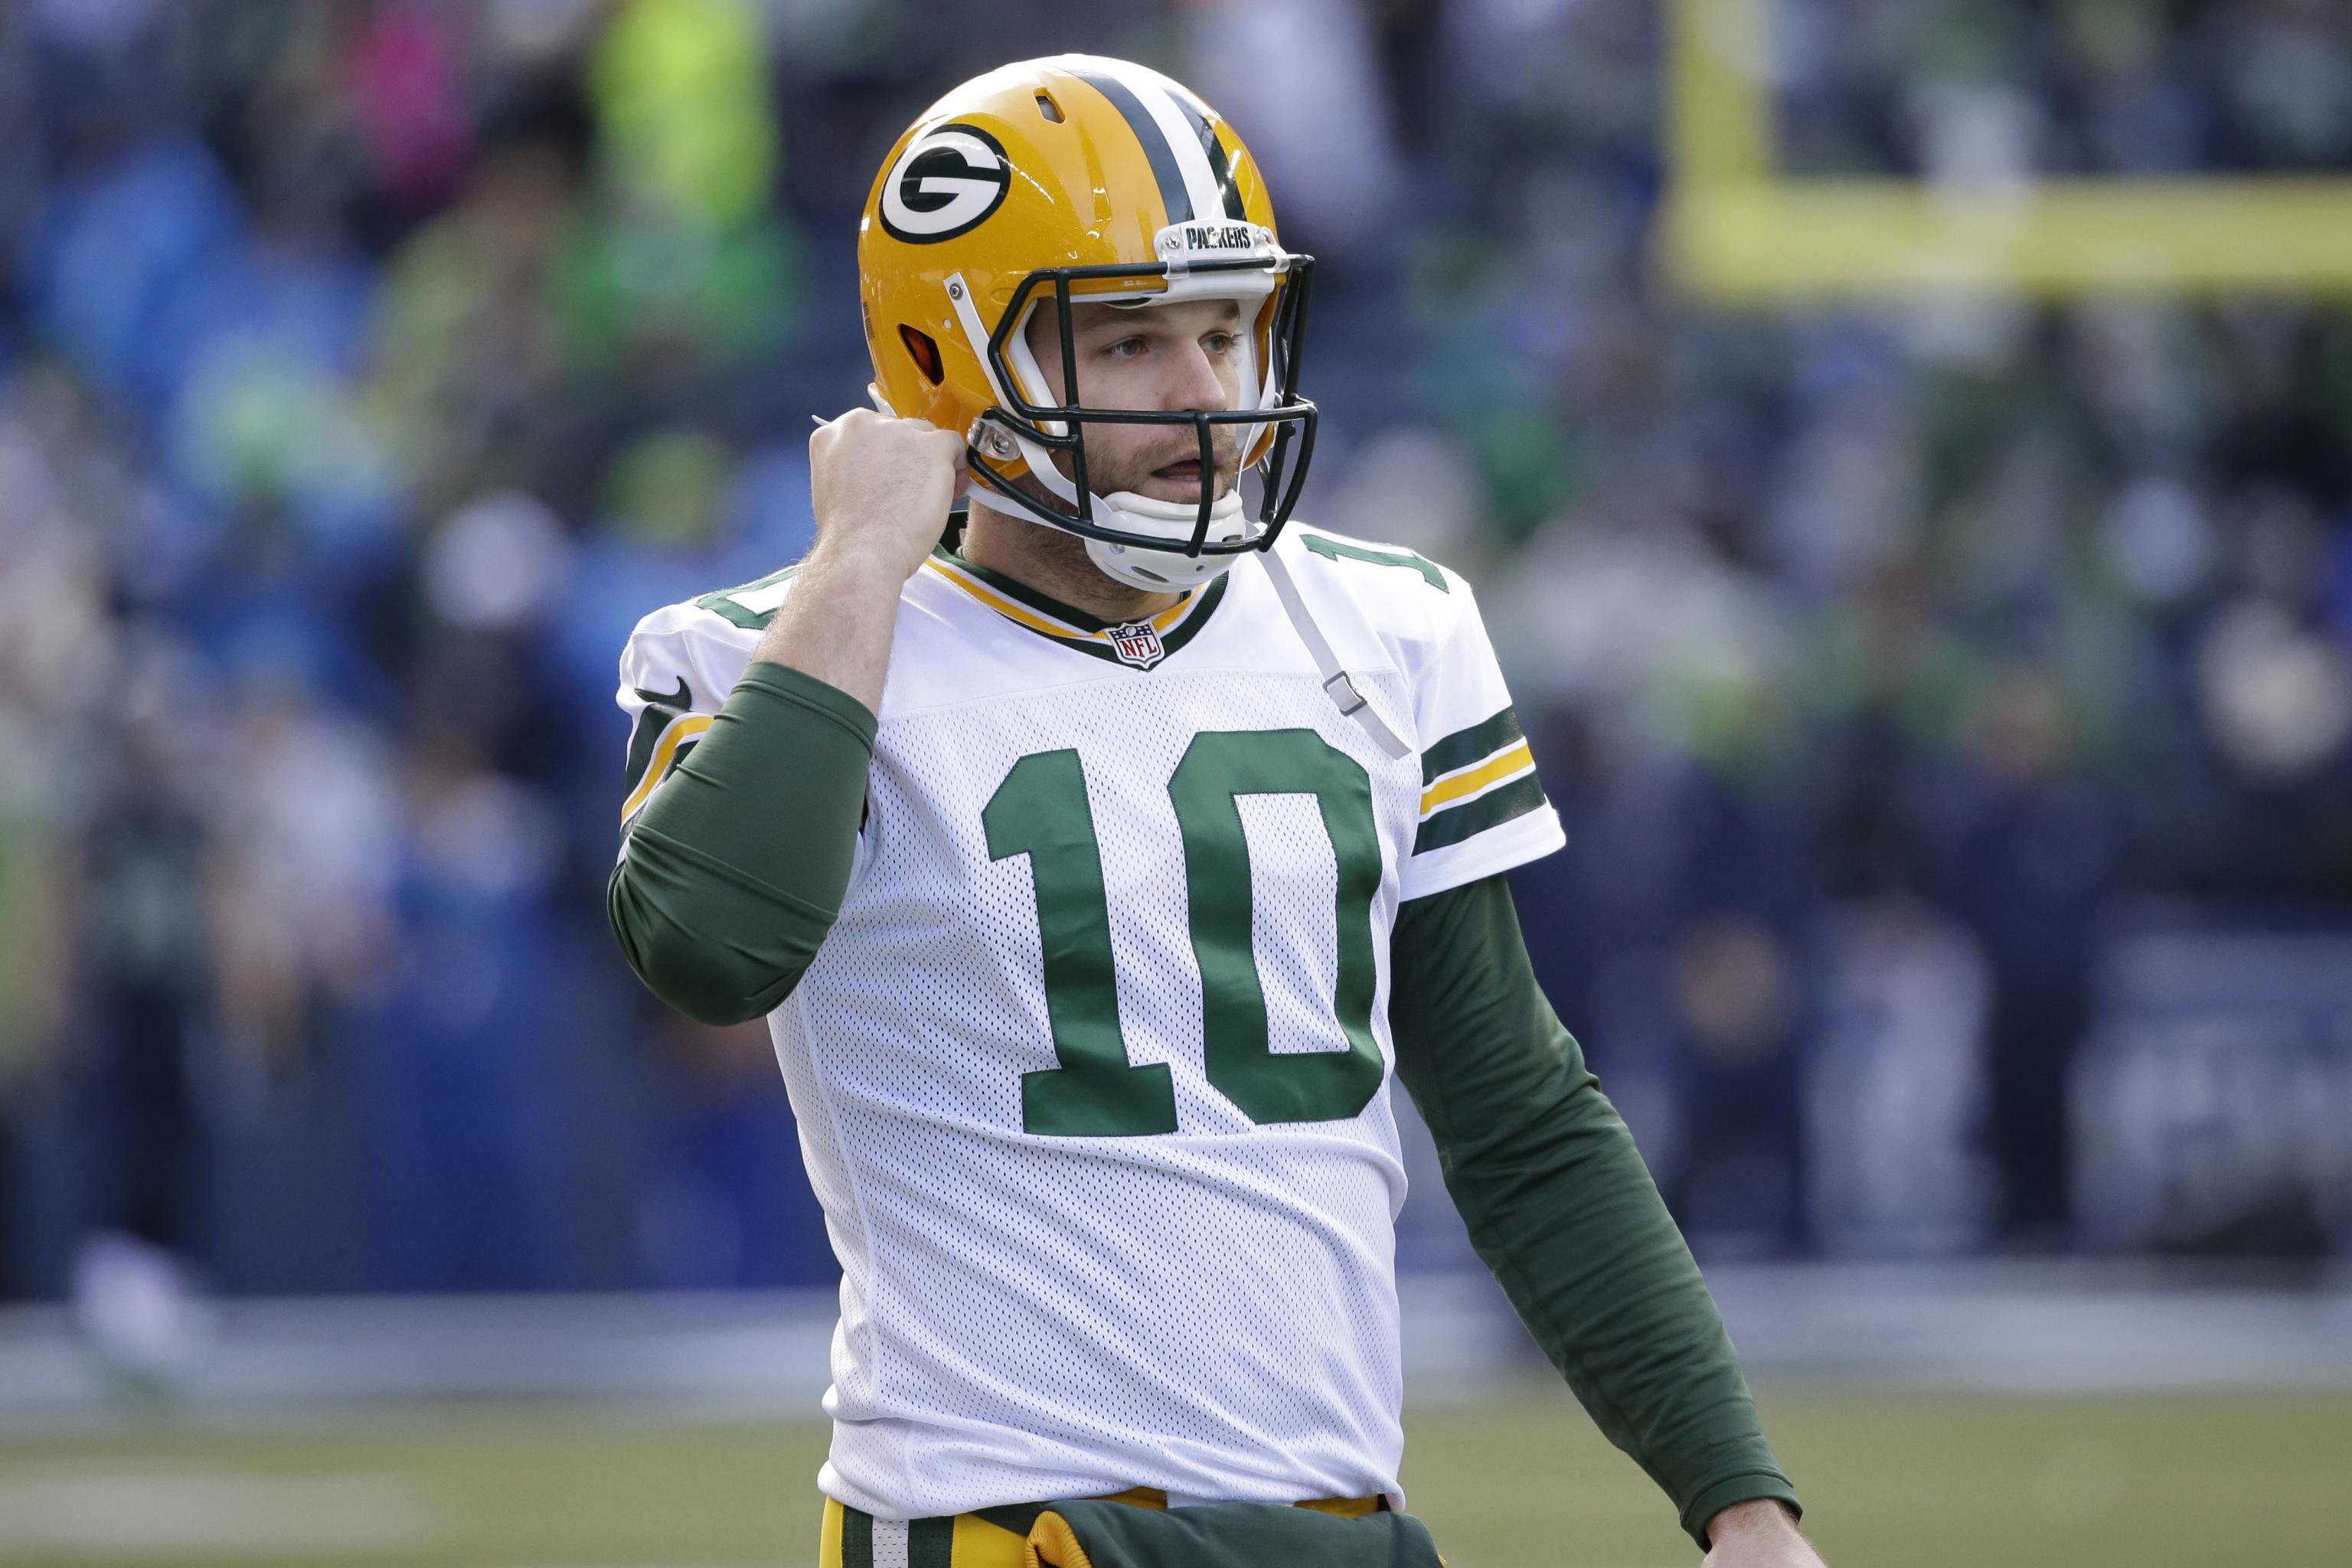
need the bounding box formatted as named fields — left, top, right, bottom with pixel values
left=924, top=547, right=1229, bottom=668
left=1420, top=705, right=1526, bottom=784
left=1298, top=531, right=1449, bottom=592
left=694, top=564, right=802, bottom=630
left=1415, top=771, right=1549, bottom=854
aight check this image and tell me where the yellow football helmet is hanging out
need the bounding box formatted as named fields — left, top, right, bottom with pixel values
left=857, top=54, right=1316, bottom=590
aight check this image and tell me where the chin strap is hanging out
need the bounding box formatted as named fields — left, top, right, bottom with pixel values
left=1257, top=547, right=1411, bottom=761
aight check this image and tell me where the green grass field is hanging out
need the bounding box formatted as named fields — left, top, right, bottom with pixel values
left=0, top=1387, right=2345, bottom=1566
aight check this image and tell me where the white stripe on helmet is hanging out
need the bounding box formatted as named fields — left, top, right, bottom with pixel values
left=1068, top=56, right=1227, bottom=226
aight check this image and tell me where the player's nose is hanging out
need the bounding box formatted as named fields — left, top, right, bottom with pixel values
left=1159, top=339, right=1235, bottom=414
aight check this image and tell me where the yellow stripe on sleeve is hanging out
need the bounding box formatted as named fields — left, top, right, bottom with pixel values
left=619, top=713, right=714, bottom=823
left=1418, top=740, right=1535, bottom=816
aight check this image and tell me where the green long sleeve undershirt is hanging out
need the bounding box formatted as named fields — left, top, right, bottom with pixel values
left=608, top=661, right=877, bottom=1027
left=606, top=662, right=1798, bottom=1550
left=1388, top=877, right=1799, bottom=1550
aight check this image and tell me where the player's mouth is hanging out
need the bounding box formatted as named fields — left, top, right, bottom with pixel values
left=1143, top=456, right=1223, bottom=501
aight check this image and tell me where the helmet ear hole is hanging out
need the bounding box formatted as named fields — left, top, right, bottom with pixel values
left=899, top=325, right=943, bottom=384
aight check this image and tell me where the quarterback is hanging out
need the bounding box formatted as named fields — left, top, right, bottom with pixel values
left=609, top=55, right=1821, bottom=1568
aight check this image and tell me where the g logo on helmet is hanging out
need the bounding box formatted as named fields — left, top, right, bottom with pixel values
left=878, top=124, right=1012, bottom=243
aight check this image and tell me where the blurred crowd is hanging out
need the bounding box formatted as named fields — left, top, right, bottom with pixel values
left=2, top=0, right=2350, bottom=1327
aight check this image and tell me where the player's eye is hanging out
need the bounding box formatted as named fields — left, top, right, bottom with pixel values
left=1102, top=336, right=1148, bottom=360
left=1201, top=331, right=1238, bottom=358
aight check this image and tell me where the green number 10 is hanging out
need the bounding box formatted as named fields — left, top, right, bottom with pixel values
left=982, top=729, right=1385, bottom=1136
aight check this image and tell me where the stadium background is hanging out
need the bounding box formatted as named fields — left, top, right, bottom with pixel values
left=1, top=0, right=2348, bottom=1563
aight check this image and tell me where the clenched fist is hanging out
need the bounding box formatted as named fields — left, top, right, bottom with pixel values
left=808, top=409, right=969, bottom=584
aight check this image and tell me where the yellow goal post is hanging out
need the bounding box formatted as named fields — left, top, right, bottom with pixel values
left=1663, top=0, right=2352, bottom=299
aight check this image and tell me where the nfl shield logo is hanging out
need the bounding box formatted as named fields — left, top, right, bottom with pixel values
left=1106, top=619, right=1167, bottom=670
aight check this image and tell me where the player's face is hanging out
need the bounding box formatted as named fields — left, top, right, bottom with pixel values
left=1023, top=297, right=1246, bottom=505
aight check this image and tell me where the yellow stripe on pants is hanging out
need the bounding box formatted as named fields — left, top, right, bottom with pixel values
left=818, top=1490, right=1384, bottom=1566
left=821, top=1498, right=1027, bottom=1567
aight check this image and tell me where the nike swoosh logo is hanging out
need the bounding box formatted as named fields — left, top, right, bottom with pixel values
left=625, top=678, right=695, bottom=793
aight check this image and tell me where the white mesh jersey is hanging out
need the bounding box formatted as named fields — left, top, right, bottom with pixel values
left=616, top=523, right=1563, bottom=1519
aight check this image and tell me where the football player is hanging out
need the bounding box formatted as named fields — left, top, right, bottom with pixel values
left=609, top=54, right=1824, bottom=1568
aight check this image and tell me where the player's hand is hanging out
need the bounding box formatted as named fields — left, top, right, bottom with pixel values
left=808, top=409, right=968, bottom=583
left=1701, top=1500, right=1824, bottom=1567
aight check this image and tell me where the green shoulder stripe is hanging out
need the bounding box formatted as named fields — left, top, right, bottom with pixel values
left=1421, top=705, right=1524, bottom=784
left=694, top=564, right=801, bottom=630
left=1415, top=772, right=1547, bottom=854
left=1301, top=531, right=1449, bottom=592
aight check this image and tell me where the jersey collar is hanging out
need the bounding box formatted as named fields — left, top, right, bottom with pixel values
left=924, top=547, right=1230, bottom=669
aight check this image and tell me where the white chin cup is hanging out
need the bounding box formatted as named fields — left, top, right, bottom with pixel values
left=1003, top=424, right=1256, bottom=590
left=1083, top=488, right=1250, bottom=590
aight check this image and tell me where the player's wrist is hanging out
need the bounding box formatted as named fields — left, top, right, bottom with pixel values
left=1704, top=1497, right=1802, bottom=1544
left=807, top=521, right=936, bottom=585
